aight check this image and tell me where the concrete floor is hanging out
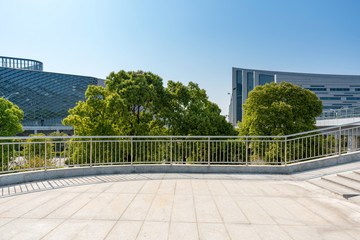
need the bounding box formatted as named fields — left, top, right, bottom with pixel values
left=0, top=164, right=360, bottom=239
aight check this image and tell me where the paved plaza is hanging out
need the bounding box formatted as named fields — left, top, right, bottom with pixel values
left=0, top=163, right=360, bottom=240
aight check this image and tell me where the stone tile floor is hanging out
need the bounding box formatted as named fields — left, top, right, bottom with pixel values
left=0, top=162, right=360, bottom=239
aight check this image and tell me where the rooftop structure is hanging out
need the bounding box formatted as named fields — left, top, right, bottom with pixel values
left=0, top=56, right=43, bottom=71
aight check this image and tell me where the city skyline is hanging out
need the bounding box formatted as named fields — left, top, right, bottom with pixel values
left=1, top=0, right=359, bottom=115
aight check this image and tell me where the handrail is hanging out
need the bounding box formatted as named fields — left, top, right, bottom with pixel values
left=286, top=120, right=360, bottom=137
left=1, top=120, right=360, bottom=173
left=1, top=120, right=360, bottom=140
left=317, top=107, right=360, bottom=120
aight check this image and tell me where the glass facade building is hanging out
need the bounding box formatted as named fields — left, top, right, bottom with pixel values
left=0, top=56, right=104, bottom=133
left=229, top=67, right=360, bottom=126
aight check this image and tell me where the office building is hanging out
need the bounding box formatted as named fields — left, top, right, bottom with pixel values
left=229, top=67, right=360, bottom=126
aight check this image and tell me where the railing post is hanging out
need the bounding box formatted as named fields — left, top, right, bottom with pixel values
left=339, top=126, right=342, bottom=156
left=208, top=137, right=210, bottom=165
left=170, top=137, right=173, bottom=165
left=284, top=137, right=287, bottom=166
left=131, top=137, right=133, bottom=166
left=90, top=138, right=93, bottom=167
left=245, top=137, right=248, bottom=166
left=44, top=138, right=47, bottom=171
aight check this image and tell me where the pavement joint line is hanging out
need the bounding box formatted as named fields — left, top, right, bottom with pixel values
left=250, top=194, right=279, bottom=228
left=206, top=179, right=232, bottom=239
left=190, top=179, right=201, bottom=240
left=41, top=189, right=87, bottom=220
left=1, top=162, right=360, bottom=198
left=221, top=179, right=251, bottom=225
left=294, top=197, right=337, bottom=226
left=3, top=216, right=360, bottom=227
left=166, top=179, right=177, bottom=240
left=4, top=190, right=64, bottom=221
left=134, top=176, right=162, bottom=240
left=39, top=181, right=116, bottom=239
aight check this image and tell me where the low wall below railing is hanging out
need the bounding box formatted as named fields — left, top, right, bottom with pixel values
left=1, top=151, right=359, bottom=186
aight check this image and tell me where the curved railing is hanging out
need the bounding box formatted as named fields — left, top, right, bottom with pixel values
left=317, top=107, right=360, bottom=120
left=1, top=121, right=360, bottom=174
left=0, top=56, right=43, bottom=71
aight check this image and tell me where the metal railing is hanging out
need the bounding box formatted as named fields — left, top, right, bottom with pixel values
left=1, top=121, right=360, bottom=174
left=316, top=107, right=360, bottom=120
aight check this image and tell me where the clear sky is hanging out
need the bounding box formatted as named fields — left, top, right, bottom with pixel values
left=1, top=0, right=359, bottom=115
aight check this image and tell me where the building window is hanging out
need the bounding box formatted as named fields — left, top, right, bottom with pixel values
left=323, top=106, right=342, bottom=109
left=259, top=74, right=274, bottom=85
left=320, top=97, right=341, bottom=100
left=307, top=88, right=327, bottom=91
left=236, top=70, right=242, bottom=122
left=330, top=88, right=350, bottom=91
left=247, top=72, right=253, bottom=96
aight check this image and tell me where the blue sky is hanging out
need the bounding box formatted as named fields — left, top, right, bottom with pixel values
left=1, top=0, right=359, bottom=115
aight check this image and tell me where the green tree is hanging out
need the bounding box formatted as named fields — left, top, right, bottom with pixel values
left=0, top=98, right=24, bottom=171
left=63, top=71, right=167, bottom=136
left=239, top=82, right=322, bottom=136
left=64, top=70, right=235, bottom=137
left=106, top=70, right=167, bottom=136
left=63, top=86, right=117, bottom=136
left=165, top=81, right=236, bottom=136
left=0, top=98, right=24, bottom=136
left=63, top=71, right=165, bottom=136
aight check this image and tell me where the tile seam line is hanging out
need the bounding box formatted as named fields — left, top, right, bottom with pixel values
left=103, top=175, right=147, bottom=239
left=0, top=191, right=69, bottom=239
left=206, top=179, right=232, bottom=239
left=166, top=179, right=177, bottom=240
left=39, top=181, right=115, bottom=239
left=252, top=197, right=297, bottom=240
left=190, top=179, right=201, bottom=240
left=220, top=179, right=251, bottom=224
left=134, top=175, right=163, bottom=240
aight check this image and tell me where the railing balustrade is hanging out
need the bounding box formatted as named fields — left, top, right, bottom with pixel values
left=1, top=121, right=360, bottom=174
left=316, top=107, right=360, bottom=120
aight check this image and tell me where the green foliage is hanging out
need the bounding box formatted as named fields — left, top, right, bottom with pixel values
left=23, top=133, right=51, bottom=159
left=64, top=70, right=235, bottom=136
left=165, top=81, right=236, bottom=136
left=22, top=132, right=68, bottom=169
left=63, top=86, right=119, bottom=136
left=0, top=98, right=24, bottom=136
left=0, top=98, right=24, bottom=171
left=63, top=71, right=167, bottom=136
left=0, top=144, right=18, bottom=172
left=239, top=82, right=323, bottom=136
left=106, top=71, right=167, bottom=136
left=0, top=132, right=69, bottom=172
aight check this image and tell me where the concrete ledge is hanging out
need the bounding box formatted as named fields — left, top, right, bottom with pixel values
left=0, top=152, right=359, bottom=186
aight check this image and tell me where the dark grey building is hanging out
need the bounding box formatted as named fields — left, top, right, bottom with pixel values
left=0, top=56, right=105, bottom=134
left=229, top=67, right=360, bottom=126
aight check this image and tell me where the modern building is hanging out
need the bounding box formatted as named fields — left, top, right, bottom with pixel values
left=229, top=67, right=360, bottom=126
left=0, top=56, right=105, bottom=134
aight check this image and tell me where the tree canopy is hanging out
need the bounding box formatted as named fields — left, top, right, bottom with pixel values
left=165, top=81, right=236, bottom=136
left=238, top=82, right=322, bottom=136
left=0, top=98, right=24, bottom=136
left=63, top=70, right=235, bottom=136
